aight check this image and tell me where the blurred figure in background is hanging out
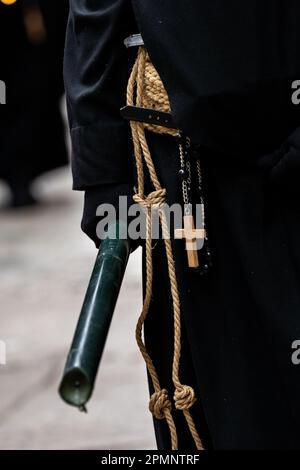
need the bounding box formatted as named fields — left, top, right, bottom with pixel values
left=0, top=0, right=69, bottom=208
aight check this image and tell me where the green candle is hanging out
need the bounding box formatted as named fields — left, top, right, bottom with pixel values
left=59, top=221, right=131, bottom=410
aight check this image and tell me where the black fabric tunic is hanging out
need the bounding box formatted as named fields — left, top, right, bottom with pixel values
left=64, top=0, right=300, bottom=449
left=0, top=0, right=69, bottom=187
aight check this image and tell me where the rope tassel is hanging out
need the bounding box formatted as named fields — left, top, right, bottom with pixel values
left=127, top=47, right=204, bottom=450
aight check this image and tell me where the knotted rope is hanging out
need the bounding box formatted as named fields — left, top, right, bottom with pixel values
left=127, top=47, right=204, bottom=450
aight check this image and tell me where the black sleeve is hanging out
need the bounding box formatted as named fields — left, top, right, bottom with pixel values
left=64, top=0, right=137, bottom=190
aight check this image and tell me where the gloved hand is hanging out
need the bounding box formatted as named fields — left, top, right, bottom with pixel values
left=81, top=183, right=143, bottom=251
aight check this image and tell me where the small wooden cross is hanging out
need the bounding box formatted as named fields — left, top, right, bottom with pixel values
left=175, top=215, right=205, bottom=268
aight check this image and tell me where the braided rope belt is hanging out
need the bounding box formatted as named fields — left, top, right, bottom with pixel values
left=127, top=47, right=204, bottom=451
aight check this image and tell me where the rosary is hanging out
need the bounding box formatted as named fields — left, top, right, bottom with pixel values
left=175, top=135, right=212, bottom=275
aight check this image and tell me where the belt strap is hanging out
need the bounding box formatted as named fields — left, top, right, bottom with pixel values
left=120, top=105, right=176, bottom=130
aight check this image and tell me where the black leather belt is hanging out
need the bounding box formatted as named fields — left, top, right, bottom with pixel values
left=120, top=105, right=176, bottom=130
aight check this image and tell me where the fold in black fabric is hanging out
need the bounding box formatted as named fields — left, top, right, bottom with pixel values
left=259, top=127, right=300, bottom=193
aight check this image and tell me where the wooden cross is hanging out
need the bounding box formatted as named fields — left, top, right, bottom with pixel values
left=175, top=215, right=205, bottom=268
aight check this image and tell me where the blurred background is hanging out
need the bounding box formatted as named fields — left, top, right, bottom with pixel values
left=0, top=0, right=155, bottom=450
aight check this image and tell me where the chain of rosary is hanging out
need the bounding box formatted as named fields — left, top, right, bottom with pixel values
left=177, top=134, right=213, bottom=275
left=178, top=135, right=192, bottom=213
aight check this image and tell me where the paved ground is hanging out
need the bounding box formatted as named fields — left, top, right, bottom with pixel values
left=0, top=169, right=156, bottom=450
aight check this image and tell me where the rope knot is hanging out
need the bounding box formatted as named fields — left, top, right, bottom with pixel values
left=149, top=389, right=172, bottom=420
left=133, top=189, right=166, bottom=210
left=174, top=385, right=196, bottom=411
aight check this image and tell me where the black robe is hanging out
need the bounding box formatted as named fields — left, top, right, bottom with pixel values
left=64, top=0, right=300, bottom=449
left=0, top=0, right=69, bottom=187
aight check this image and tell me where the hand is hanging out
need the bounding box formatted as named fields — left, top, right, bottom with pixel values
left=81, top=183, right=142, bottom=251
